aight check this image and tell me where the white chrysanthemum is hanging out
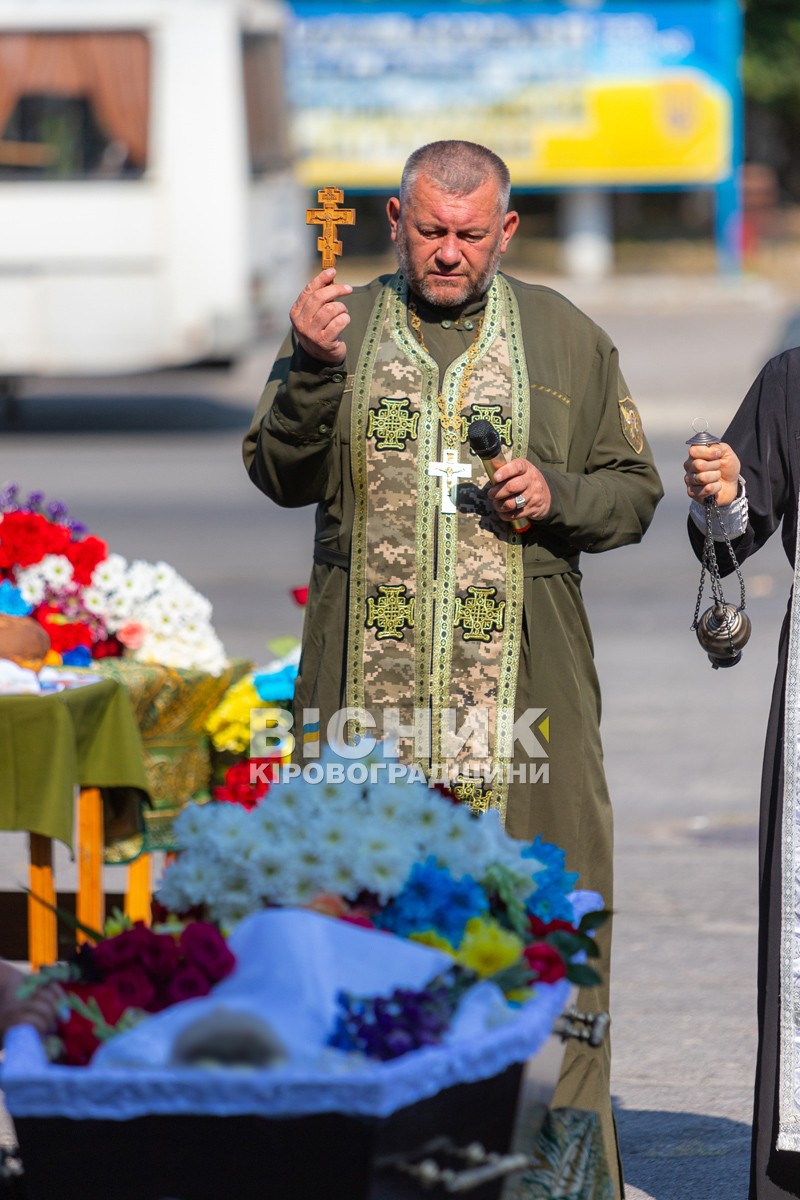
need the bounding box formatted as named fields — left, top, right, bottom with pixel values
left=151, top=561, right=179, bottom=591
left=158, top=856, right=217, bottom=908
left=141, top=597, right=180, bottom=636
left=325, top=855, right=362, bottom=899
left=249, top=845, right=301, bottom=905
left=368, top=783, right=409, bottom=826
left=404, top=793, right=451, bottom=842
left=35, top=554, right=74, bottom=591
left=285, top=865, right=329, bottom=906
left=181, top=633, right=226, bottom=675
left=91, top=553, right=128, bottom=593
left=266, top=779, right=319, bottom=824
left=438, top=821, right=492, bottom=878
left=105, top=590, right=137, bottom=623
left=249, top=802, right=293, bottom=844
left=14, top=567, right=47, bottom=606
left=201, top=802, right=251, bottom=855
left=315, top=810, right=351, bottom=856
left=155, top=869, right=193, bottom=914
left=354, top=846, right=410, bottom=903
left=81, top=586, right=110, bottom=617
left=172, top=802, right=218, bottom=849
left=118, top=560, right=156, bottom=601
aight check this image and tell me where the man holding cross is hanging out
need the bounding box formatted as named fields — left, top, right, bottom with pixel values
left=244, top=140, right=662, bottom=1194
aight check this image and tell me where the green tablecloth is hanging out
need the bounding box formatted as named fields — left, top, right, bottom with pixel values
left=0, top=678, right=149, bottom=852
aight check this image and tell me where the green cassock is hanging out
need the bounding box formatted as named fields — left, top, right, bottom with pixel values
left=244, top=271, right=663, bottom=1198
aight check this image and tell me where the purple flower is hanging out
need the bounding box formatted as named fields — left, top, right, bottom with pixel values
left=0, top=483, right=18, bottom=511
left=327, top=973, right=460, bottom=1061
left=46, top=500, right=69, bottom=523
left=25, top=491, right=44, bottom=510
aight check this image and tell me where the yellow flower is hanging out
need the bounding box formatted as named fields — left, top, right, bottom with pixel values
left=409, top=929, right=457, bottom=956
left=205, top=676, right=262, bottom=753
left=455, top=917, right=524, bottom=978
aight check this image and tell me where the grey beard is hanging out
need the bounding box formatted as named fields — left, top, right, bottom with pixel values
left=395, top=230, right=502, bottom=309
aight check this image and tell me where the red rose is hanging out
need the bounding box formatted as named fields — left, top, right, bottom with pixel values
left=65, top=536, right=109, bottom=586
left=527, top=915, right=576, bottom=939
left=523, top=942, right=567, bottom=984
left=291, top=586, right=309, bottom=606
left=57, top=982, right=127, bottom=1066
left=179, top=922, right=235, bottom=983
left=58, top=1010, right=102, bottom=1066
left=92, top=928, right=142, bottom=975
left=164, top=966, right=212, bottom=1005
left=103, top=966, right=155, bottom=1011
left=138, top=930, right=180, bottom=981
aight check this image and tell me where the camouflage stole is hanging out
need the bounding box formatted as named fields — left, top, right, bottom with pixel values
left=346, top=272, right=529, bottom=820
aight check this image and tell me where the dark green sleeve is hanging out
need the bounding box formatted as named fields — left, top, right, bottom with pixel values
left=242, top=333, right=348, bottom=508
left=539, top=330, right=663, bottom=552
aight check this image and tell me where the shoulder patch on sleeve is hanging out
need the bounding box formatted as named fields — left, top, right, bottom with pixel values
left=618, top=395, right=644, bottom=454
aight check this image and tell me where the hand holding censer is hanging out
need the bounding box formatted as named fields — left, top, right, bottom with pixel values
left=687, top=422, right=751, bottom=669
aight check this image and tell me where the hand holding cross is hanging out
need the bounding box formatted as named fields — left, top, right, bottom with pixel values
left=291, top=188, right=357, bottom=366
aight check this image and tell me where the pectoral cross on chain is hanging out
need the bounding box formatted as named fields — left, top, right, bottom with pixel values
left=306, top=186, right=356, bottom=269
left=428, top=448, right=472, bottom=513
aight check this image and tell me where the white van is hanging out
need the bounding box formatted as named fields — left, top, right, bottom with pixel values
left=0, top=0, right=306, bottom=378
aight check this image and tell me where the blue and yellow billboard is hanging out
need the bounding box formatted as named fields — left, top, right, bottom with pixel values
left=285, top=0, right=741, bottom=192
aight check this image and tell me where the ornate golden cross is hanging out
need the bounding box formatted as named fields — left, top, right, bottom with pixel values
left=306, top=186, right=356, bottom=269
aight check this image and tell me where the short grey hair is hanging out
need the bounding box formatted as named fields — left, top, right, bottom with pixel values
left=399, top=141, right=511, bottom=213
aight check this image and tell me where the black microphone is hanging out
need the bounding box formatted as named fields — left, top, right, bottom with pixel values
left=468, top=419, right=531, bottom=533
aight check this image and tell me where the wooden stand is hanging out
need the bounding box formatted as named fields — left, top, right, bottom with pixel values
left=26, top=791, right=152, bottom=968
left=27, top=835, right=57, bottom=972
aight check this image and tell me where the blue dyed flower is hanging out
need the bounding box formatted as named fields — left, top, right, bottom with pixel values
left=377, top=857, right=487, bottom=945
left=0, top=580, right=32, bottom=617
left=522, top=834, right=567, bottom=870
left=527, top=882, right=577, bottom=924
left=523, top=835, right=579, bottom=922
left=253, top=663, right=298, bottom=702
left=62, top=646, right=93, bottom=667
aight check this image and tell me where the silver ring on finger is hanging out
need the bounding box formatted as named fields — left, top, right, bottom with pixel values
left=514, top=493, right=526, bottom=510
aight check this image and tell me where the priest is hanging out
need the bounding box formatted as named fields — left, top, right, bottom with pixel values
left=244, top=140, right=663, bottom=1196
left=685, top=353, right=800, bottom=1200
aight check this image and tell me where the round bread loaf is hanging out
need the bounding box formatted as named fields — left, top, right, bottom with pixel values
left=0, top=614, right=51, bottom=671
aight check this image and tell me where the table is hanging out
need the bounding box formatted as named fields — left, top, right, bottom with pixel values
left=0, top=678, right=150, bottom=969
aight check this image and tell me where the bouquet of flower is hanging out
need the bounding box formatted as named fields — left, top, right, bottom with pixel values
left=20, top=917, right=236, bottom=1066
left=0, top=484, right=226, bottom=673
left=155, top=755, right=605, bottom=1062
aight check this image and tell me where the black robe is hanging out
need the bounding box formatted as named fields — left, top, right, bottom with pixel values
left=688, top=349, right=798, bottom=1200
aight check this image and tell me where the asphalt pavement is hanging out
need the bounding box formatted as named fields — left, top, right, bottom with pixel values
left=1, top=264, right=797, bottom=1198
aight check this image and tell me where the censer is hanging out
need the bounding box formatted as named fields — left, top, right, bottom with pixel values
left=687, top=424, right=751, bottom=669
